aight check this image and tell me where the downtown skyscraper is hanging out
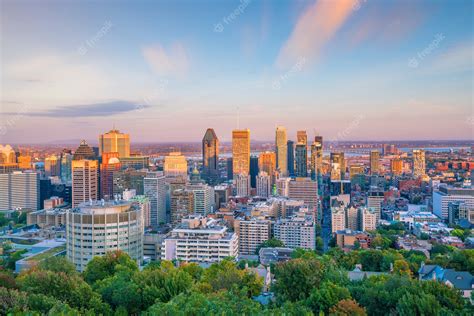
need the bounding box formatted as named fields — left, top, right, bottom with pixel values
left=202, top=128, right=219, bottom=185
left=275, top=126, right=288, bottom=176
left=99, top=128, right=130, bottom=158
left=310, top=136, right=323, bottom=180
left=232, top=129, right=250, bottom=176
left=72, top=159, right=98, bottom=207
left=413, top=149, right=426, bottom=178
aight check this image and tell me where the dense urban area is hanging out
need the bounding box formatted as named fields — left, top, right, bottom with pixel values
left=0, top=128, right=473, bottom=315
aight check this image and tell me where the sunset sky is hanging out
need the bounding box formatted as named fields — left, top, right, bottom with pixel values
left=1, top=0, right=473, bottom=143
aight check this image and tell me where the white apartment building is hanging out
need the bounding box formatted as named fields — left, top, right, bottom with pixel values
left=0, top=171, right=40, bottom=211
left=274, top=216, right=315, bottom=250
left=234, top=173, right=250, bottom=197
left=360, top=207, right=377, bottom=232
left=162, top=216, right=238, bottom=263
left=256, top=171, right=272, bottom=198
left=66, top=200, right=144, bottom=272
left=234, top=218, right=272, bottom=255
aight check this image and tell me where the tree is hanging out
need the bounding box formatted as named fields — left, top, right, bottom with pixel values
left=0, top=287, right=28, bottom=314
left=329, top=299, right=367, bottom=316
left=200, top=259, right=263, bottom=297
left=38, top=256, right=77, bottom=275
left=305, top=281, right=351, bottom=314
left=272, top=258, right=325, bottom=302
left=83, top=250, right=138, bottom=285
left=393, top=259, right=412, bottom=277
left=396, top=292, right=441, bottom=316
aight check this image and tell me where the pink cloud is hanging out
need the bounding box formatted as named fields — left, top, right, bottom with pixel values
left=142, top=42, right=190, bottom=77
left=276, top=0, right=357, bottom=68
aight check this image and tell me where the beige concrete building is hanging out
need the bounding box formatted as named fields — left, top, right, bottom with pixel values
left=72, top=160, right=98, bottom=208
left=234, top=218, right=272, bottom=255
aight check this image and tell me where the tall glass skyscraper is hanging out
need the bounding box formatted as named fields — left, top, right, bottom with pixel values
left=202, top=128, right=219, bottom=185
left=295, top=143, right=307, bottom=177
left=287, top=140, right=295, bottom=177
left=232, top=129, right=250, bottom=176
left=275, top=126, right=288, bottom=176
left=99, top=128, right=130, bottom=158
left=250, top=156, right=259, bottom=188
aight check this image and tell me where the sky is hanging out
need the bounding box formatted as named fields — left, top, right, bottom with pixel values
left=0, top=0, right=473, bottom=144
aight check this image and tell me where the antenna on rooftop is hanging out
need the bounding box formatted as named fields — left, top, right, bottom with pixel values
left=237, top=106, right=240, bottom=129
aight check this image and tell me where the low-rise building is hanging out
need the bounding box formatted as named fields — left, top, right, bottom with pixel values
left=335, top=229, right=371, bottom=250
left=259, top=247, right=293, bottom=265
left=27, top=208, right=67, bottom=228
left=161, top=216, right=238, bottom=263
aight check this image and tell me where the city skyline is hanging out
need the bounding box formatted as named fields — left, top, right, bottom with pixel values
left=1, top=0, right=473, bottom=143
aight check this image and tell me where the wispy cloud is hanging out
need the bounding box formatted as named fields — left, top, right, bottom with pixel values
left=426, top=40, right=473, bottom=74
left=276, top=0, right=357, bottom=68
left=4, top=100, right=150, bottom=118
left=142, top=42, right=190, bottom=77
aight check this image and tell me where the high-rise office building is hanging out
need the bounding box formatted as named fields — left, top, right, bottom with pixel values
left=72, top=160, right=98, bottom=207
left=391, top=158, right=403, bottom=176
left=0, top=144, right=16, bottom=164
left=99, top=128, right=130, bottom=158
left=250, top=156, right=259, bottom=188
left=0, top=171, right=40, bottom=211
left=296, top=130, right=308, bottom=146
left=256, top=171, right=272, bottom=198
left=66, top=200, right=144, bottom=271
left=144, top=171, right=167, bottom=226
left=232, top=129, right=250, bottom=175
left=44, top=155, right=61, bottom=177
left=295, top=143, right=307, bottom=177
left=60, top=151, right=73, bottom=184
left=164, top=152, right=188, bottom=179
left=186, top=182, right=215, bottom=216
left=18, top=155, right=32, bottom=170
left=287, top=140, right=295, bottom=177
left=275, top=126, right=288, bottom=176
left=310, top=136, right=323, bottom=180
left=73, top=140, right=96, bottom=161
left=413, top=149, right=426, bottom=178
left=330, top=152, right=345, bottom=181
left=100, top=152, right=121, bottom=200
left=258, top=151, right=276, bottom=178
left=367, top=189, right=384, bottom=223
left=202, top=128, right=219, bottom=185
left=349, top=164, right=364, bottom=180
left=370, top=150, right=380, bottom=175
left=113, top=169, right=147, bottom=196
left=170, top=188, right=194, bottom=226
left=288, top=178, right=318, bottom=208
left=226, top=158, right=233, bottom=180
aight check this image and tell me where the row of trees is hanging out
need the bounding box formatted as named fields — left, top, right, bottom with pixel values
left=1, top=249, right=472, bottom=315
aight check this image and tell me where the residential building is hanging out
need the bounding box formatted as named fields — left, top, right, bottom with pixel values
left=0, top=170, right=40, bottom=211
left=274, top=215, right=315, bottom=250
left=162, top=216, right=238, bottom=262
left=234, top=218, right=272, bottom=255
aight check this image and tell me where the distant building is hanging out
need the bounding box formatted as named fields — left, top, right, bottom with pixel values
left=119, top=156, right=149, bottom=170
left=330, top=152, right=345, bottom=181
left=391, top=157, right=403, bottom=176
left=164, top=152, right=188, bottom=179
left=250, top=156, right=259, bottom=188
left=202, top=128, right=220, bottom=185
left=44, top=155, right=61, bottom=177
left=232, top=129, right=251, bottom=176
left=275, top=126, right=288, bottom=176
left=259, top=247, right=294, bottom=265
left=162, top=216, right=238, bottom=262
left=370, top=150, right=380, bottom=175
left=418, top=264, right=474, bottom=300
left=310, top=136, right=323, bottom=180
left=412, top=149, right=426, bottom=178
left=288, top=178, right=318, bottom=208
left=287, top=140, right=295, bottom=177
left=235, top=173, right=251, bottom=197
left=295, top=142, right=307, bottom=177
left=335, top=229, right=371, bottom=249
left=100, top=152, right=121, bottom=200
left=99, top=128, right=130, bottom=158
left=258, top=151, right=276, bottom=181
left=66, top=200, right=144, bottom=271
left=367, top=189, right=384, bottom=223
left=73, top=140, right=96, bottom=161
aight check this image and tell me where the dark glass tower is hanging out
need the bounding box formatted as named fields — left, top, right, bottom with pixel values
left=295, top=143, right=307, bottom=177
left=202, top=128, right=219, bottom=185
left=287, top=140, right=295, bottom=177
left=250, top=156, right=259, bottom=188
